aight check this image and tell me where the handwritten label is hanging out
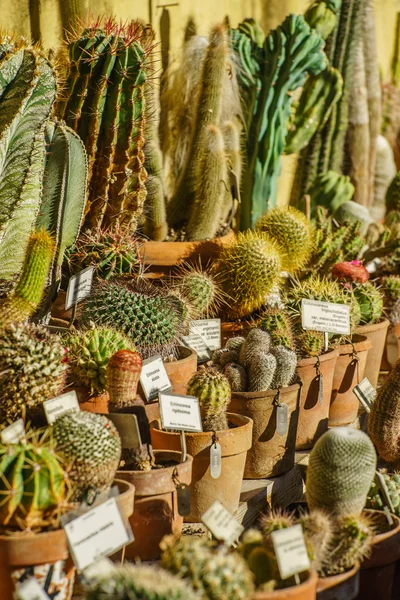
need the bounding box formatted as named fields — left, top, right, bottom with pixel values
left=140, top=355, right=172, bottom=401
left=181, top=333, right=212, bottom=363
left=65, top=266, right=94, bottom=310
left=43, top=391, right=80, bottom=425
left=159, top=392, right=203, bottom=432
left=353, top=377, right=376, bottom=413
left=106, top=413, right=142, bottom=449
left=189, top=319, right=221, bottom=351
left=301, top=299, right=350, bottom=335
left=16, top=578, right=49, bottom=600
left=1, top=418, right=25, bottom=444
left=64, top=497, right=131, bottom=571
left=271, top=524, right=310, bottom=580
left=202, top=500, right=244, bottom=546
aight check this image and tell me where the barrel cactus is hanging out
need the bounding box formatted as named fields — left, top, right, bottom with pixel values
left=353, top=281, right=384, bottom=324
left=174, top=264, right=224, bottom=318
left=257, top=307, right=295, bottom=349
left=106, top=349, right=143, bottom=411
left=297, top=330, right=325, bottom=358
left=187, top=368, right=231, bottom=432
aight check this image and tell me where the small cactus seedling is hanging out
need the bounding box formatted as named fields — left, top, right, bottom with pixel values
left=187, top=368, right=231, bottom=432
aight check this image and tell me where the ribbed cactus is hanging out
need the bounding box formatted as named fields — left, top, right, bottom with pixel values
left=306, top=428, right=377, bottom=517
left=218, top=231, right=282, bottom=318
left=257, top=307, right=294, bottom=349
left=307, top=170, right=355, bottom=215
left=106, top=349, right=143, bottom=411
left=174, top=264, right=224, bottom=318
left=297, top=330, right=325, bottom=358
left=160, top=535, right=254, bottom=600
left=0, top=429, right=67, bottom=529
left=353, top=281, right=384, bottom=324
left=53, top=411, right=121, bottom=502
left=270, top=346, right=297, bottom=389
left=0, top=230, right=54, bottom=327
left=187, top=368, right=230, bottom=432
left=240, top=328, right=272, bottom=367
left=248, top=353, right=277, bottom=392
left=64, top=327, right=135, bottom=394
left=57, top=19, right=149, bottom=231
left=304, top=0, right=342, bottom=39
left=0, top=37, right=56, bottom=280
left=224, top=363, right=248, bottom=392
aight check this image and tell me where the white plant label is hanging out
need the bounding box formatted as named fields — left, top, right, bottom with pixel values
left=1, top=418, right=25, bottom=444
left=65, top=266, right=94, bottom=310
left=301, top=299, right=350, bottom=335
left=190, top=319, right=221, bottom=350
left=140, top=355, right=172, bottom=401
left=159, top=392, right=203, bottom=432
left=272, top=524, right=310, bottom=580
left=64, top=498, right=131, bottom=572
left=353, top=377, right=376, bottom=413
left=276, top=403, right=289, bottom=436
left=43, top=390, right=80, bottom=425
left=16, top=578, right=49, bottom=600
left=106, top=413, right=142, bottom=449
left=181, top=333, right=212, bottom=363
left=210, top=442, right=222, bottom=479
left=202, top=500, right=244, bottom=546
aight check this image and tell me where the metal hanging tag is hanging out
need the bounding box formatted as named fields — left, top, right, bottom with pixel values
left=315, top=357, right=323, bottom=405
left=172, top=469, right=191, bottom=517
left=275, top=390, right=288, bottom=436
left=210, top=434, right=222, bottom=479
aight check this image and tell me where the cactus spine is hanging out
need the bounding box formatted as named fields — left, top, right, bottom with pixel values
left=106, top=349, right=143, bottom=411
left=353, top=281, right=384, bottom=324
left=187, top=368, right=230, bottom=432
left=257, top=307, right=294, bottom=349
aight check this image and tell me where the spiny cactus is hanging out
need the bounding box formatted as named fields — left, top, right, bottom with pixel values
left=53, top=411, right=121, bottom=502
left=248, top=353, right=277, bottom=392
left=64, top=327, right=135, bottom=395
left=297, top=330, right=325, bottom=358
left=386, top=171, right=400, bottom=212
left=323, top=514, right=374, bottom=576
left=224, top=363, right=248, bottom=392
left=58, top=19, right=150, bottom=231
left=187, top=368, right=230, bottom=432
left=0, top=429, right=67, bottom=529
left=84, top=564, right=198, bottom=600
left=0, top=323, right=67, bottom=424
left=270, top=346, right=297, bottom=389
left=218, top=231, right=282, bottom=318
left=366, top=472, right=400, bottom=517
left=80, top=278, right=188, bottom=358
left=239, top=328, right=272, bottom=367
left=257, top=307, right=294, bottom=349
left=306, top=428, right=377, bottom=517
left=226, top=336, right=246, bottom=353
left=174, top=263, right=224, bottom=318
left=353, top=281, right=384, bottom=324
left=160, top=535, right=254, bottom=600
left=106, top=349, right=143, bottom=411
left=335, top=201, right=373, bottom=235
left=307, top=170, right=355, bottom=215
left=0, top=230, right=54, bottom=327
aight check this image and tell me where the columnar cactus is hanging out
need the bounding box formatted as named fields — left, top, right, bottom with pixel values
left=106, top=349, right=143, bottom=411
left=386, top=171, right=400, bottom=212
left=306, top=428, right=377, bottom=517
left=270, top=346, right=297, bottom=389
left=324, top=514, right=374, bottom=576
left=240, top=329, right=272, bottom=367
left=248, top=353, right=277, bottom=392
left=307, top=170, right=355, bottom=215
left=257, top=307, right=294, bottom=349
left=187, top=368, right=231, bottom=432
left=366, top=472, right=400, bottom=517
left=224, top=363, right=248, bottom=392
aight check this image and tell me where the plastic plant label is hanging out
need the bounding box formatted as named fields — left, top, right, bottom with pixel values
left=159, top=392, right=203, bottom=432
left=16, top=578, right=49, bottom=600
left=202, top=500, right=244, bottom=547
left=353, top=377, right=376, bottom=414
left=65, top=266, right=94, bottom=310
left=43, top=390, right=80, bottom=425
left=106, top=413, right=142, bottom=449
left=276, top=403, right=289, bottom=436
left=318, top=374, right=324, bottom=405
left=181, top=333, right=212, bottom=363
left=140, top=355, right=172, bottom=401
left=271, top=524, right=311, bottom=580
left=1, top=418, right=25, bottom=444
left=189, top=319, right=221, bottom=351
left=301, top=299, right=350, bottom=335
left=210, top=442, right=222, bottom=479
left=63, top=497, right=131, bottom=572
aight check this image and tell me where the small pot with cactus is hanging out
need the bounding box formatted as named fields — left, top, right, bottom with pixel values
left=151, top=367, right=253, bottom=522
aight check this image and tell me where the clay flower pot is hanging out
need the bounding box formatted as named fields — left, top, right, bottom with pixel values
left=317, top=564, right=360, bottom=600
left=355, top=318, right=390, bottom=388
left=356, top=510, right=400, bottom=600
left=74, top=387, right=110, bottom=413
left=296, top=350, right=339, bottom=450
left=112, top=478, right=135, bottom=521
left=163, top=346, right=198, bottom=394
left=151, top=413, right=253, bottom=522
left=230, top=384, right=301, bottom=479
left=329, top=335, right=372, bottom=427
left=253, top=570, right=318, bottom=599
left=117, top=451, right=193, bottom=560
left=0, top=528, right=74, bottom=600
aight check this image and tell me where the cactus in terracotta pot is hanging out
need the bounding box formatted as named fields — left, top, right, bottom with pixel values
left=187, top=368, right=231, bottom=432
left=257, top=307, right=295, bottom=349
left=323, top=514, right=374, bottom=576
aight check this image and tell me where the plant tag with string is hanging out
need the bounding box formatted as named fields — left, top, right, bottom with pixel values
left=1, top=418, right=25, bottom=444
left=318, top=373, right=324, bottom=404
left=272, top=524, right=310, bottom=580
left=65, top=266, right=94, bottom=310
left=202, top=500, right=244, bottom=546
left=43, top=390, right=80, bottom=425
left=353, top=377, right=376, bottom=414
left=140, top=355, right=172, bottom=401
left=210, top=442, right=222, bottom=479
left=16, top=578, right=49, bottom=600
left=276, top=403, right=288, bottom=436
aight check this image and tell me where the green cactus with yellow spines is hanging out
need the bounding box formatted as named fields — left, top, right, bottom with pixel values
left=187, top=368, right=231, bottom=432
left=353, top=281, right=384, bottom=325
left=297, top=330, right=325, bottom=358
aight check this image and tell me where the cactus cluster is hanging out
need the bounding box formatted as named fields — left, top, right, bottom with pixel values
left=324, top=514, right=374, bottom=576
left=353, top=281, right=384, bottom=324
left=366, top=472, right=400, bottom=517
left=187, top=368, right=231, bottom=432
left=0, top=323, right=67, bottom=424
left=173, top=264, right=224, bottom=318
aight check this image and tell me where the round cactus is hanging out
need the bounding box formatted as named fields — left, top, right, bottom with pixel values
left=306, top=428, right=377, bottom=517
left=224, top=362, right=248, bottom=392
left=226, top=336, right=246, bottom=353
left=296, top=329, right=325, bottom=358
left=187, top=367, right=231, bottom=432
left=353, top=281, right=384, bottom=325
left=174, top=263, right=224, bottom=318
left=256, top=207, right=315, bottom=272
left=106, top=349, right=143, bottom=411
left=257, top=307, right=294, bottom=349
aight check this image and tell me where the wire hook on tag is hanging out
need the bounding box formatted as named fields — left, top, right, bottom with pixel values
left=350, top=343, right=360, bottom=384
left=172, top=467, right=191, bottom=517
left=273, top=388, right=282, bottom=407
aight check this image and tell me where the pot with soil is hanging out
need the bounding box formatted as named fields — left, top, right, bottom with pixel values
left=329, top=335, right=372, bottom=427
left=355, top=318, right=390, bottom=388
left=253, top=571, right=318, bottom=600
left=317, top=564, right=360, bottom=600
left=296, top=350, right=339, bottom=450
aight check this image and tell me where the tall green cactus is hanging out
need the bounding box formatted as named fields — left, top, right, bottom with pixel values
left=57, top=19, right=149, bottom=232
left=0, top=38, right=56, bottom=280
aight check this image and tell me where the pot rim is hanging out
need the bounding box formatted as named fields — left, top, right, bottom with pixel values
left=337, top=334, right=372, bottom=355
left=316, top=562, right=359, bottom=591
left=117, top=450, right=193, bottom=477
left=231, top=383, right=301, bottom=401
left=165, top=346, right=197, bottom=364
left=355, top=318, right=391, bottom=334
left=253, top=570, right=318, bottom=598
left=297, top=347, right=340, bottom=368
left=141, top=228, right=234, bottom=250
left=364, top=508, right=400, bottom=544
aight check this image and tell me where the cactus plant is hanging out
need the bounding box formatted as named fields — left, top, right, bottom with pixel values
left=57, top=19, right=150, bottom=231
left=160, top=534, right=254, bottom=600
left=224, top=363, right=248, bottom=392
left=239, top=328, right=272, bottom=367
left=174, top=263, right=224, bottom=318
left=248, top=353, right=277, bottom=392
left=331, top=260, right=369, bottom=283
left=0, top=323, right=67, bottom=424
left=304, top=0, right=342, bottom=39
left=217, top=230, right=282, bottom=318
left=306, top=427, right=377, bottom=517
left=106, top=349, right=143, bottom=411
left=386, top=171, right=400, bottom=212
left=270, top=346, right=297, bottom=388
left=64, top=327, right=135, bottom=395
left=187, top=368, right=230, bottom=432
left=335, top=201, right=373, bottom=235
left=0, top=429, right=67, bottom=529
left=366, top=472, right=400, bottom=517
left=353, top=281, right=384, bottom=324
left=297, top=330, right=325, bottom=358
left=52, top=411, right=121, bottom=502
left=323, top=514, right=374, bottom=576
left=307, top=170, right=355, bottom=215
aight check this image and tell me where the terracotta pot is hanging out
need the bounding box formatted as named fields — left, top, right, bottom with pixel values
left=117, top=450, right=193, bottom=560
left=355, top=510, right=400, bottom=600
left=329, top=335, right=372, bottom=427
left=163, top=347, right=198, bottom=394
left=74, top=387, right=110, bottom=413
left=296, top=350, right=339, bottom=450
left=0, top=528, right=74, bottom=600
left=355, top=319, right=390, bottom=388
left=317, top=564, right=359, bottom=600
left=140, top=229, right=235, bottom=275
left=151, top=413, right=253, bottom=522
left=253, top=570, right=318, bottom=599
left=51, top=289, right=72, bottom=321
left=396, top=323, right=400, bottom=360
left=221, top=320, right=252, bottom=345
left=113, top=478, right=135, bottom=520
left=230, top=384, right=301, bottom=479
